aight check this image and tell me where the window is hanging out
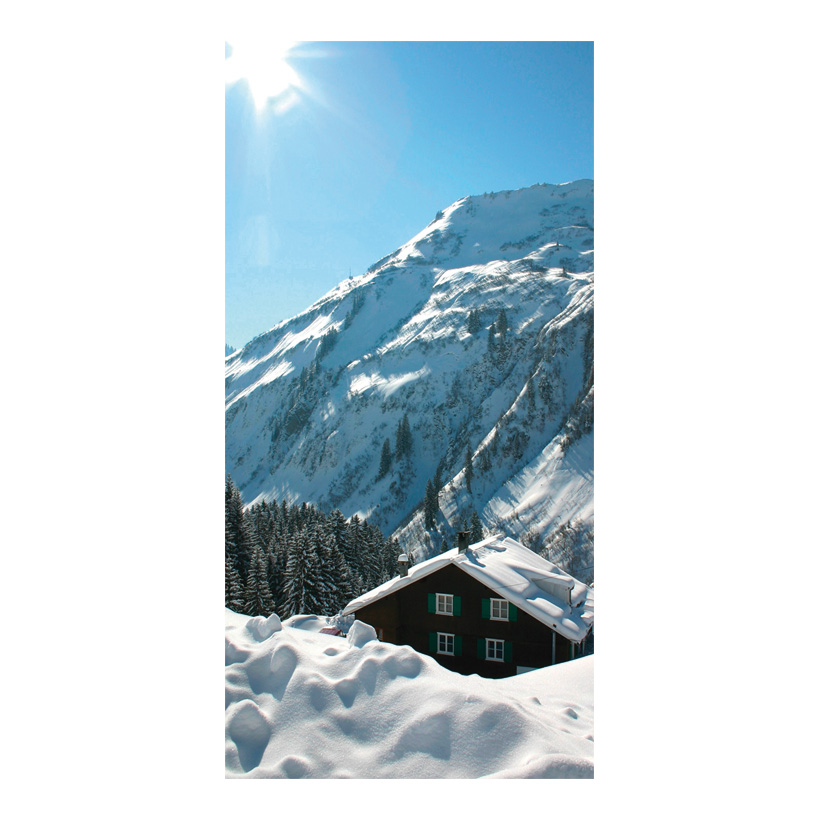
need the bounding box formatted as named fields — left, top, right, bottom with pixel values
left=481, top=598, right=516, bottom=621
left=430, top=593, right=461, bottom=616
left=436, top=593, right=453, bottom=615
left=437, top=633, right=455, bottom=655
left=486, top=638, right=505, bottom=662
left=490, top=598, right=509, bottom=621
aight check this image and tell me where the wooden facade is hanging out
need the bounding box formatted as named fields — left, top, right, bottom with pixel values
left=352, top=561, right=583, bottom=678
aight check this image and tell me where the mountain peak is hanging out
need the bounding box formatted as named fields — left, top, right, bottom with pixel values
left=226, top=180, right=594, bottom=571
left=367, top=179, right=594, bottom=277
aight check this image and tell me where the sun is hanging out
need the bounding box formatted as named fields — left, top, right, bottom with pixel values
left=225, top=37, right=300, bottom=110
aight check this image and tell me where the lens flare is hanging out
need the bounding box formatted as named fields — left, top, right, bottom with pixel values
left=225, top=37, right=300, bottom=110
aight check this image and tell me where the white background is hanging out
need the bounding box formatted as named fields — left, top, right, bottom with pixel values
left=2, top=0, right=816, bottom=814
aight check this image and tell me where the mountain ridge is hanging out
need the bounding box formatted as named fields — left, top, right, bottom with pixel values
left=225, top=180, right=594, bottom=578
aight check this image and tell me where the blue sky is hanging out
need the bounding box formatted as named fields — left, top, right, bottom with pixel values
left=226, top=41, right=593, bottom=350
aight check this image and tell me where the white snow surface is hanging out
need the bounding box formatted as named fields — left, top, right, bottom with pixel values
left=344, top=535, right=593, bottom=642
left=225, top=608, right=593, bottom=779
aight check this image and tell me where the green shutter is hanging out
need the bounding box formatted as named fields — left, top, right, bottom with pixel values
left=429, top=632, right=437, bottom=652
left=509, top=603, right=518, bottom=622
left=504, top=641, right=513, bottom=663
left=428, top=593, right=436, bottom=613
left=454, top=635, right=462, bottom=656
left=453, top=596, right=462, bottom=616
left=481, top=598, right=490, bottom=619
left=477, top=638, right=485, bottom=660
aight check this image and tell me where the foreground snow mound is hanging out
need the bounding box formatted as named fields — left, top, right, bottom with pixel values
left=225, top=608, right=593, bottom=779
left=245, top=612, right=283, bottom=641
left=346, top=620, right=378, bottom=648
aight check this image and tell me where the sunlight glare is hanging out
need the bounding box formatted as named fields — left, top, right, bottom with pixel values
left=225, top=37, right=300, bottom=110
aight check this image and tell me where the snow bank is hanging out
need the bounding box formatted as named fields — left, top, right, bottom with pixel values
left=346, top=619, right=378, bottom=648
left=225, top=608, right=593, bottom=778
left=245, top=612, right=282, bottom=640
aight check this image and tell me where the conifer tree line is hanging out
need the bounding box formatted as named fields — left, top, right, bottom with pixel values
left=225, top=475, right=401, bottom=619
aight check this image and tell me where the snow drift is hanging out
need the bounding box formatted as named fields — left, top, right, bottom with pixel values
left=225, top=608, right=594, bottom=778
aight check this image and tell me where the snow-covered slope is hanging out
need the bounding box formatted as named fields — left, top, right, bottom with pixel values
left=225, top=608, right=594, bottom=778
left=226, top=180, right=593, bottom=573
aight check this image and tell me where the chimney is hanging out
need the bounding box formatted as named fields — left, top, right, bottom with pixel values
left=457, top=531, right=470, bottom=553
left=397, top=553, right=409, bottom=577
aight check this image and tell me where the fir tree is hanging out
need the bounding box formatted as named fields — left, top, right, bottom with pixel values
left=244, top=544, right=275, bottom=616
left=348, top=513, right=363, bottom=555
left=303, top=532, right=330, bottom=615
left=469, top=511, right=484, bottom=545
left=526, top=380, right=536, bottom=415
left=225, top=521, right=238, bottom=579
left=266, top=542, right=285, bottom=609
left=316, top=327, right=339, bottom=361
left=225, top=553, right=245, bottom=613
left=497, top=308, right=509, bottom=339
left=434, top=460, right=445, bottom=494
left=325, top=538, right=354, bottom=613
left=239, top=506, right=262, bottom=586
left=225, top=475, right=251, bottom=582
left=283, top=530, right=325, bottom=618
left=308, top=521, right=337, bottom=614
left=403, top=414, right=412, bottom=457
left=358, top=521, right=382, bottom=590
left=464, top=441, right=474, bottom=493
left=381, top=537, right=401, bottom=580
left=395, top=414, right=412, bottom=459
left=281, top=540, right=307, bottom=619
left=424, top=479, right=438, bottom=529
left=377, top=438, right=393, bottom=480
left=344, top=288, right=365, bottom=329
left=467, top=308, right=481, bottom=334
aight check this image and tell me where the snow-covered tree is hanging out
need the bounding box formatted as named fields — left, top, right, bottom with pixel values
left=244, top=544, right=275, bottom=616
left=225, top=553, right=245, bottom=613
left=226, top=475, right=251, bottom=582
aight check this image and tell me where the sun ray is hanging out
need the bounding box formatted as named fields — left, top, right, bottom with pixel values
left=225, top=37, right=301, bottom=111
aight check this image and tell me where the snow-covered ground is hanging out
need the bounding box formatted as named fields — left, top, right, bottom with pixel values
left=225, top=608, right=593, bottom=778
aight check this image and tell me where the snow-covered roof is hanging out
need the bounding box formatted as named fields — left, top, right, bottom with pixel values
left=343, top=535, right=594, bottom=643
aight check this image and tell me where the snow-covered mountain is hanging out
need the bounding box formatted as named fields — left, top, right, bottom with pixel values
left=225, top=180, right=593, bottom=576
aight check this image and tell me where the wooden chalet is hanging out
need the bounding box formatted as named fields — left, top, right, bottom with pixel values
left=342, top=533, right=594, bottom=678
